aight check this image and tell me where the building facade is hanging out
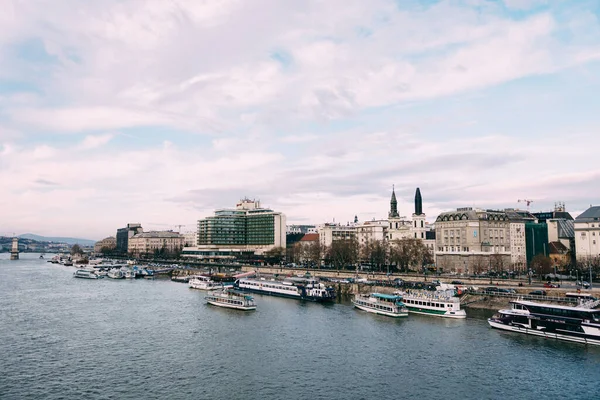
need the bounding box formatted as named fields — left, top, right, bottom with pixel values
left=116, top=223, right=143, bottom=254
left=94, top=236, right=116, bottom=253
left=128, top=231, right=184, bottom=257
left=574, top=206, right=600, bottom=262
left=184, top=199, right=286, bottom=260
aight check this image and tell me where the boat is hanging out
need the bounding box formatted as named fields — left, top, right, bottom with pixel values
left=63, top=260, right=74, bottom=266
left=234, top=277, right=336, bottom=302
left=107, top=269, right=124, bottom=279
left=205, top=289, right=257, bottom=311
left=73, top=269, right=99, bottom=279
left=123, top=268, right=135, bottom=279
left=39, top=254, right=44, bottom=259
left=352, top=293, right=408, bottom=318
left=488, top=299, right=600, bottom=345
left=189, top=275, right=226, bottom=290
left=397, top=289, right=466, bottom=319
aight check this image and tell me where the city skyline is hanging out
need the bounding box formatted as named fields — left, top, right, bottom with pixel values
left=2, top=0, right=600, bottom=239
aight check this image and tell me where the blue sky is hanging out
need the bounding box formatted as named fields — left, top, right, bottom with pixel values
left=1, top=0, right=600, bottom=239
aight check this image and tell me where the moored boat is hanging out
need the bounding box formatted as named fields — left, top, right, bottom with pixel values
left=107, top=269, right=124, bottom=279
left=205, top=289, right=257, bottom=311
left=398, top=289, right=466, bottom=319
left=488, top=299, right=600, bottom=345
left=234, top=277, right=335, bottom=302
left=73, top=269, right=99, bottom=279
left=352, top=293, right=408, bottom=317
left=189, top=275, right=226, bottom=290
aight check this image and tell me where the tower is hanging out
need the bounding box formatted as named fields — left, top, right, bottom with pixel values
left=389, top=185, right=399, bottom=218
left=412, top=188, right=426, bottom=240
left=414, top=187, right=423, bottom=216
left=10, top=237, right=19, bottom=260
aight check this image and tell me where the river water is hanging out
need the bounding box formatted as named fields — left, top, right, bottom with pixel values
left=1, top=253, right=599, bottom=400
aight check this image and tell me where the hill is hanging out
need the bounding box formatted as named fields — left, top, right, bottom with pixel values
left=18, top=233, right=96, bottom=246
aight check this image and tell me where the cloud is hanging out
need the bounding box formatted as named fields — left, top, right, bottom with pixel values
left=1, top=0, right=600, bottom=237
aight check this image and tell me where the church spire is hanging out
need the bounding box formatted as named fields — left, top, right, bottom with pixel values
left=389, top=185, right=399, bottom=218
left=414, top=187, right=423, bottom=215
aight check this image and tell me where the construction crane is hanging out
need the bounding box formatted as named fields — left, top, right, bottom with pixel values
left=518, top=199, right=534, bottom=210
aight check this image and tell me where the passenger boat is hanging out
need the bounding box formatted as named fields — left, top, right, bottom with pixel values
left=488, top=300, right=600, bottom=345
left=234, top=277, right=335, bottom=302
left=398, top=289, right=466, bottom=319
left=189, top=275, right=227, bottom=290
left=73, top=269, right=99, bottom=279
left=352, top=293, right=408, bottom=318
left=205, top=289, right=257, bottom=311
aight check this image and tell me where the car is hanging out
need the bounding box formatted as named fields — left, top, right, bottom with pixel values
left=483, top=287, right=501, bottom=293
left=529, top=290, right=547, bottom=296
left=543, top=282, right=560, bottom=288
left=582, top=281, right=591, bottom=289
left=451, top=280, right=464, bottom=285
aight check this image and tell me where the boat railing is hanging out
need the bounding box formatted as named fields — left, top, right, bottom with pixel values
left=472, top=290, right=579, bottom=304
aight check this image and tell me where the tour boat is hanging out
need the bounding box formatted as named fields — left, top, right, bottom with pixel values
left=73, top=269, right=99, bottom=279
left=352, top=293, right=409, bottom=318
left=398, top=289, right=466, bottom=319
left=234, top=277, right=335, bottom=302
left=189, top=275, right=227, bottom=290
left=488, top=299, right=600, bottom=345
left=205, top=289, right=257, bottom=311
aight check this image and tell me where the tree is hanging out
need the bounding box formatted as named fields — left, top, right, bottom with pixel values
left=389, top=238, right=429, bottom=272
left=71, top=244, right=84, bottom=255
left=531, top=254, right=553, bottom=279
left=490, top=253, right=506, bottom=273
left=306, top=241, right=323, bottom=268
left=328, top=239, right=359, bottom=271
left=264, top=247, right=286, bottom=265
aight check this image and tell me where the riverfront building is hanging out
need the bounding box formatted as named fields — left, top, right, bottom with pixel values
left=94, top=236, right=116, bottom=253
left=116, top=223, right=143, bottom=254
left=574, top=206, right=600, bottom=262
left=128, top=231, right=184, bottom=257
left=182, top=199, right=286, bottom=261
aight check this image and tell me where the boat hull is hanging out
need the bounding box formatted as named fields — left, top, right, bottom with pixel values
left=352, top=302, right=408, bottom=318
left=405, top=305, right=466, bottom=319
left=206, top=300, right=256, bottom=311
left=73, top=274, right=99, bottom=279
left=488, top=319, right=600, bottom=346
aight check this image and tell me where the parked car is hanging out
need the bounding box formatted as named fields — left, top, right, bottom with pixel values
left=529, top=290, right=547, bottom=296
left=483, top=287, right=501, bottom=293
left=543, top=282, right=560, bottom=288
left=451, top=280, right=464, bottom=285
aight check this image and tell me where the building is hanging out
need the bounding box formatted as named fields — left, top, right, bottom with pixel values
left=504, top=209, right=537, bottom=271
left=183, top=198, right=286, bottom=260
left=574, top=206, right=600, bottom=262
left=435, top=208, right=512, bottom=274
left=317, top=223, right=356, bottom=248
left=286, top=225, right=317, bottom=234
left=94, top=236, right=116, bottom=253
left=116, top=223, right=143, bottom=254
left=128, top=231, right=184, bottom=257
left=183, top=231, right=197, bottom=247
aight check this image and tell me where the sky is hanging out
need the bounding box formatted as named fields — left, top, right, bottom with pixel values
left=1, top=0, right=600, bottom=240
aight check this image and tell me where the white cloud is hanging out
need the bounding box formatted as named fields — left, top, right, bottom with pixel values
left=78, top=133, right=114, bottom=150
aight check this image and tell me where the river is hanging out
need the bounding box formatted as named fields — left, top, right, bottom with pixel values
left=1, top=253, right=599, bottom=400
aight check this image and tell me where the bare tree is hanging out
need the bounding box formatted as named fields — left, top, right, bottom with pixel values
left=328, top=239, right=359, bottom=271
left=531, top=254, right=553, bottom=279
left=390, top=238, right=429, bottom=272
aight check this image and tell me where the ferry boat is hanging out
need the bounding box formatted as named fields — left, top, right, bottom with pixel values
left=352, top=293, right=408, bottom=318
left=235, top=277, right=335, bottom=302
left=189, top=276, right=227, bottom=290
left=73, top=269, right=99, bottom=279
left=205, top=289, right=257, bottom=311
left=488, top=299, right=600, bottom=345
left=398, top=289, right=466, bottom=319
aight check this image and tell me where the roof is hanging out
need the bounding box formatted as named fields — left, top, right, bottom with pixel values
left=300, top=233, right=319, bottom=242
left=132, top=231, right=182, bottom=239
left=555, top=219, right=574, bottom=238
left=575, top=206, right=600, bottom=222
left=372, top=293, right=402, bottom=301
left=548, top=241, right=568, bottom=254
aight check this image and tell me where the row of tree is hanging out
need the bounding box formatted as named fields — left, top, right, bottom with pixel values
left=271, top=238, right=434, bottom=272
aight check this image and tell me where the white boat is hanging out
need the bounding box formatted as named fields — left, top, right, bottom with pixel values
left=205, top=289, right=257, bottom=311
left=488, top=299, right=600, bottom=345
left=352, top=293, right=408, bottom=318
left=397, top=289, right=466, bottom=319
left=234, top=277, right=336, bottom=302
left=107, top=269, right=124, bottom=279
left=189, top=276, right=226, bottom=290
left=73, top=269, right=99, bottom=279
left=121, top=267, right=135, bottom=279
